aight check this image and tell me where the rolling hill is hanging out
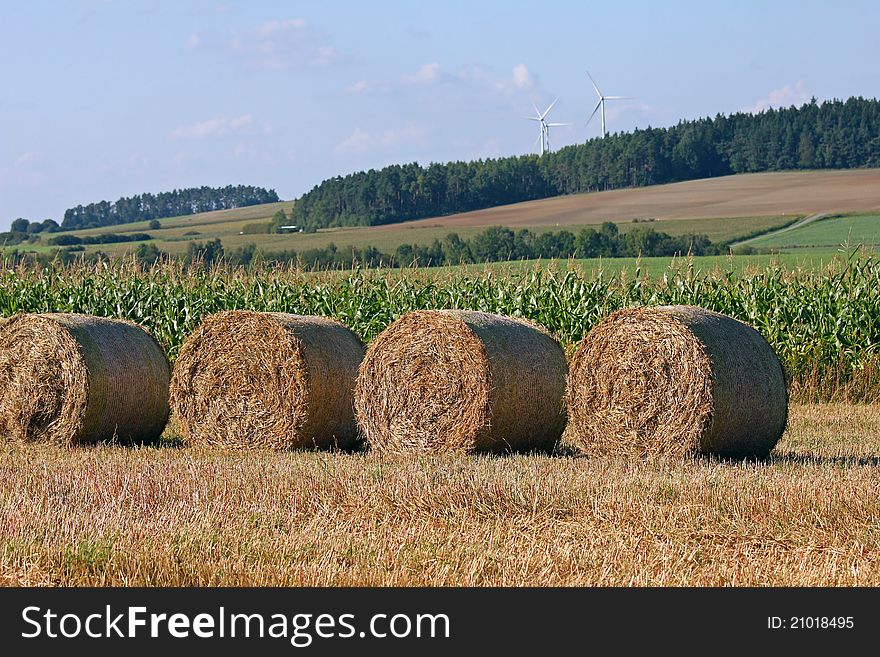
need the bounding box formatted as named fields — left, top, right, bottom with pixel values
left=12, top=170, right=880, bottom=258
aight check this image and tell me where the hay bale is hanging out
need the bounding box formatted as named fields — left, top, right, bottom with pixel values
left=566, top=305, right=788, bottom=458
left=169, top=311, right=364, bottom=450
left=355, top=310, right=567, bottom=454
left=0, top=313, right=171, bottom=445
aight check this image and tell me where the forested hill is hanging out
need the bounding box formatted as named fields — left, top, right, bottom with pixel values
left=295, top=97, right=880, bottom=230
left=61, top=185, right=279, bottom=230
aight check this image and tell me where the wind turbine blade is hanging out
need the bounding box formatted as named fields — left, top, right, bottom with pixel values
left=522, top=116, right=541, bottom=121
left=546, top=123, right=572, bottom=127
left=541, top=97, right=559, bottom=119
left=533, top=134, right=543, bottom=151
left=587, top=71, right=601, bottom=98
left=604, top=96, right=631, bottom=100
left=586, top=100, right=602, bottom=126
left=532, top=102, right=541, bottom=117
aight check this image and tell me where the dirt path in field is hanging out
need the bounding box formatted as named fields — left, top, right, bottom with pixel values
left=731, top=212, right=829, bottom=246
left=373, top=170, right=880, bottom=231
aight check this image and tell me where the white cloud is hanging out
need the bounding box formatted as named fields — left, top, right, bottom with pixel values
left=256, top=18, right=306, bottom=35
left=511, top=64, right=533, bottom=89
left=184, top=31, right=201, bottom=50
left=335, top=124, right=427, bottom=154
left=346, top=80, right=375, bottom=94
left=495, top=63, right=542, bottom=96
left=336, top=128, right=371, bottom=153
left=220, top=18, right=344, bottom=70
left=403, top=63, right=441, bottom=84
left=347, top=63, right=543, bottom=103
left=14, top=152, right=40, bottom=168
left=311, top=45, right=341, bottom=67
left=171, top=114, right=254, bottom=140
left=746, top=81, right=811, bottom=113
left=233, top=141, right=257, bottom=158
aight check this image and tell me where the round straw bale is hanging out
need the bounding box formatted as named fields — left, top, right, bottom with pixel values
left=0, top=313, right=171, bottom=445
left=169, top=311, right=364, bottom=450
left=566, top=305, right=788, bottom=458
left=355, top=310, right=567, bottom=455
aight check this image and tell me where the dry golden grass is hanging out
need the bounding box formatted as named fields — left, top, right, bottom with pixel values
left=1, top=403, right=879, bottom=586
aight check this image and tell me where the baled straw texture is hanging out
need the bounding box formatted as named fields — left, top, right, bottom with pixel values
left=355, top=310, right=568, bottom=455
left=0, top=313, right=171, bottom=445
left=170, top=311, right=364, bottom=450
left=566, top=305, right=788, bottom=458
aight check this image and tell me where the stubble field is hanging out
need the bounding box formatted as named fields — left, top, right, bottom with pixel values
left=1, top=403, right=878, bottom=587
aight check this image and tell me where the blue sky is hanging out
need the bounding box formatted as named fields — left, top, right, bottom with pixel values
left=1, top=0, right=878, bottom=228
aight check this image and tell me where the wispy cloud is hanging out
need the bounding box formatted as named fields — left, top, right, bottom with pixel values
left=347, top=62, right=444, bottom=94
left=184, top=31, right=201, bottom=50
left=256, top=18, right=306, bottom=34
left=346, top=79, right=380, bottom=94
left=345, top=63, right=442, bottom=95
left=310, top=45, right=341, bottom=67
left=745, top=81, right=811, bottom=113
left=494, top=63, right=539, bottom=95
left=189, top=18, right=346, bottom=70
left=511, top=64, right=533, bottom=89
left=170, top=114, right=254, bottom=140
left=349, top=62, right=541, bottom=98
left=403, top=63, right=441, bottom=84
left=335, top=124, right=427, bottom=154
left=14, top=151, right=40, bottom=168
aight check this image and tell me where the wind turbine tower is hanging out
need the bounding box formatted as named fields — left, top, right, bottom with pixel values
left=586, top=71, right=630, bottom=138
left=524, top=98, right=570, bottom=156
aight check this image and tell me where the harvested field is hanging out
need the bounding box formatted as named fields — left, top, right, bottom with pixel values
left=384, top=170, right=880, bottom=230
left=1, top=403, right=878, bottom=586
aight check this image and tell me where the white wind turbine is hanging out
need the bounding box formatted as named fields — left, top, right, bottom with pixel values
left=524, top=98, right=571, bottom=156
left=586, top=71, right=630, bottom=138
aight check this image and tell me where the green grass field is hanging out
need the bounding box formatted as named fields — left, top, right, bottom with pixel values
left=746, top=214, right=880, bottom=252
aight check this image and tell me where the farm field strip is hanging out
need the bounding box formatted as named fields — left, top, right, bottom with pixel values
left=30, top=215, right=798, bottom=259
left=745, top=214, right=880, bottom=251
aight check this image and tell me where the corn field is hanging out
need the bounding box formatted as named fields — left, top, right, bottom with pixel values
left=1, top=256, right=878, bottom=401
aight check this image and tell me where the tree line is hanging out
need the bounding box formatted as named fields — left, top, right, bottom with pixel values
left=293, top=97, right=880, bottom=229
left=59, top=185, right=279, bottom=230
left=126, top=223, right=718, bottom=269
left=48, top=232, right=152, bottom=246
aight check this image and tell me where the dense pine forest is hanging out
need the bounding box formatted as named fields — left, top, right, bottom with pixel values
left=59, top=185, right=279, bottom=230
left=294, top=97, right=880, bottom=230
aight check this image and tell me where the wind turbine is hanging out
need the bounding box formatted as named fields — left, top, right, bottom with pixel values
left=523, top=98, right=570, bottom=156
left=586, top=71, right=630, bottom=138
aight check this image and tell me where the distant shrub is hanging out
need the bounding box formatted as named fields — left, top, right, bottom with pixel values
left=241, top=222, right=272, bottom=235
left=49, top=233, right=152, bottom=246
left=48, top=234, right=82, bottom=246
